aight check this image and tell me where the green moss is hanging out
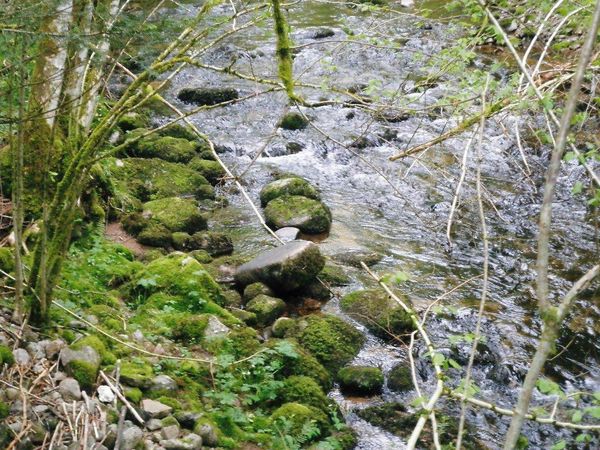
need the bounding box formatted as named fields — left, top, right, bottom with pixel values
left=189, top=249, right=213, bottom=264
left=187, top=158, right=226, bottom=185
left=172, top=231, right=233, bottom=256
left=0, top=345, right=14, bottom=367
left=296, top=314, right=365, bottom=375
left=119, top=359, right=154, bottom=389
left=137, top=222, right=172, bottom=247
left=245, top=294, right=286, bottom=327
left=223, top=327, right=261, bottom=358
left=269, top=339, right=332, bottom=390
left=156, top=396, right=182, bottom=411
left=337, top=366, right=384, bottom=395
left=0, top=247, right=15, bottom=272
left=134, top=136, right=197, bottom=163
left=243, top=282, right=274, bottom=301
left=279, top=112, right=308, bottom=130
left=318, top=262, right=351, bottom=286
left=109, top=157, right=213, bottom=202
left=67, top=360, right=99, bottom=389
left=177, top=87, right=239, bottom=106
left=161, top=416, right=180, bottom=427
left=270, top=403, right=328, bottom=442
left=260, top=177, right=319, bottom=206
left=281, top=376, right=331, bottom=412
left=340, top=289, right=414, bottom=340
left=387, top=364, right=412, bottom=392
left=72, top=335, right=116, bottom=365
left=124, top=387, right=143, bottom=404
left=172, top=314, right=209, bottom=343
left=158, top=123, right=197, bottom=141
left=117, top=112, right=149, bottom=131
left=264, top=195, right=332, bottom=234
left=143, top=197, right=206, bottom=233
left=272, top=317, right=295, bottom=338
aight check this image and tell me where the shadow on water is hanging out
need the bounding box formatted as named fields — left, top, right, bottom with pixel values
left=161, top=0, right=600, bottom=447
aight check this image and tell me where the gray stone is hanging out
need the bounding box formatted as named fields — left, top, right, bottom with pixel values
left=133, top=330, right=145, bottom=342
left=150, top=375, right=178, bottom=393
left=58, top=377, right=82, bottom=401
left=274, top=227, right=300, bottom=243
left=161, top=433, right=202, bottom=450
left=45, top=339, right=66, bottom=359
left=60, top=346, right=100, bottom=368
left=26, top=342, right=45, bottom=359
left=33, top=404, right=49, bottom=414
left=141, top=399, right=173, bottom=419
left=203, top=316, right=230, bottom=340
left=97, top=385, right=115, bottom=403
left=174, top=411, right=202, bottom=429
left=234, top=240, right=325, bottom=292
left=196, top=423, right=218, bottom=447
left=147, top=419, right=163, bottom=431
left=13, top=348, right=31, bottom=366
left=120, top=425, right=143, bottom=450
left=161, top=424, right=180, bottom=440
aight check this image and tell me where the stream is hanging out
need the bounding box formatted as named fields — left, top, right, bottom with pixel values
left=158, top=1, right=600, bottom=447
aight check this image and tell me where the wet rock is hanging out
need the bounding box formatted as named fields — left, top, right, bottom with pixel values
left=279, top=112, right=308, bottom=130
left=141, top=399, right=173, bottom=419
left=150, top=375, right=178, bottom=393
left=313, top=28, right=335, bottom=39
left=98, top=385, right=115, bottom=403
left=265, top=196, right=332, bottom=234
left=13, top=348, right=30, bottom=366
left=177, top=87, right=238, bottom=106
left=275, top=226, right=301, bottom=242
left=120, top=425, right=143, bottom=450
left=340, top=289, right=414, bottom=340
left=204, top=316, right=231, bottom=340
left=246, top=295, right=286, bottom=327
left=242, top=282, right=274, bottom=301
left=161, top=433, right=202, bottom=450
left=260, top=177, right=320, bottom=206
left=338, top=366, right=384, bottom=395
left=331, top=249, right=382, bottom=267
left=387, top=364, right=412, bottom=392
left=234, top=240, right=325, bottom=291
left=58, top=378, right=82, bottom=401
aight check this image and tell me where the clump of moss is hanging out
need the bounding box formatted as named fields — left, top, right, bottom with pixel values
left=117, top=112, right=149, bottom=131
left=318, top=262, right=351, bottom=286
left=388, top=364, right=412, bottom=392
left=271, top=317, right=295, bottom=338
left=177, top=87, right=239, bottom=106
left=337, top=366, right=384, bottom=396
left=124, top=387, right=143, bottom=404
left=142, top=197, right=207, bottom=233
left=72, top=335, right=116, bottom=365
left=295, top=314, right=365, bottom=375
left=134, top=136, right=197, bottom=163
left=279, top=112, right=308, bottom=130
left=243, top=282, right=273, bottom=301
left=269, top=339, right=332, bottom=390
left=222, top=327, right=261, bottom=358
left=264, top=195, right=332, bottom=234
left=340, top=289, right=414, bottom=340
left=172, top=315, right=210, bottom=343
left=270, top=403, right=328, bottom=442
left=67, top=360, right=99, bottom=389
left=159, top=123, right=197, bottom=141
left=137, top=222, right=172, bottom=247
left=0, top=345, right=14, bottom=367
left=259, top=177, right=320, bottom=206
left=187, top=158, right=226, bottom=185
left=281, top=376, right=331, bottom=412
left=0, top=248, right=15, bottom=272
left=119, top=359, right=154, bottom=389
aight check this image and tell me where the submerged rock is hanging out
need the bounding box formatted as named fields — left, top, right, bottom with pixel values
left=340, top=289, right=414, bottom=340
left=259, top=177, right=320, bottom=206
left=177, top=87, right=238, bottom=106
left=234, top=240, right=325, bottom=291
left=338, top=366, right=384, bottom=395
left=264, top=196, right=332, bottom=234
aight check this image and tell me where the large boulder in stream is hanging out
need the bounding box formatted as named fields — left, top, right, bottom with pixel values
left=234, top=240, right=325, bottom=292
left=338, top=366, right=384, bottom=396
left=177, top=87, right=239, bottom=106
left=264, top=196, right=332, bottom=234
left=259, top=177, right=320, bottom=206
left=340, top=289, right=414, bottom=340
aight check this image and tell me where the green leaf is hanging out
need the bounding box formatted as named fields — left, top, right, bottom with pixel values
left=448, top=358, right=461, bottom=369
left=563, top=152, right=577, bottom=162
left=585, top=406, right=600, bottom=419
left=274, top=341, right=298, bottom=359
left=551, top=440, right=566, bottom=450
left=432, top=352, right=445, bottom=366
left=576, top=433, right=591, bottom=443
left=572, top=410, right=583, bottom=423
left=536, top=378, right=561, bottom=396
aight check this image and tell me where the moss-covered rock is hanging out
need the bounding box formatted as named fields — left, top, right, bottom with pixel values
left=171, top=315, right=210, bottom=343
left=387, top=364, right=412, bottom=392
left=71, top=335, right=116, bottom=365
left=245, top=294, right=286, bottom=327
left=271, top=317, right=295, bottom=338
left=242, top=282, right=274, bottom=301
left=117, top=112, right=149, bottom=131
left=270, top=403, right=329, bottom=442
left=125, top=387, right=143, bottom=404
left=177, top=87, right=239, bottom=106
left=109, top=157, right=213, bottom=202
left=0, top=248, right=15, bottom=273
left=264, top=196, right=332, bottom=234
left=137, top=222, right=172, bottom=247
left=189, top=249, right=213, bottom=264
left=279, top=112, right=308, bottom=130
left=158, top=123, right=197, bottom=141
left=223, top=327, right=261, bottom=358
left=295, top=314, right=365, bottom=374
left=187, top=158, right=226, bottom=185
left=0, top=344, right=15, bottom=367
left=340, top=289, right=414, bottom=340
left=119, top=359, right=154, bottom=389
left=67, top=360, right=99, bottom=389
left=134, top=136, right=197, bottom=163
left=338, top=366, right=384, bottom=395
left=142, top=197, right=206, bottom=233
left=259, top=177, right=320, bottom=206
left=318, top=262, right=351, bottom=286
left=268, top=339, right=332, bottom=390
left=281, top=376, right=331, bottom=412
left=172, top=231, right=233, bottom=256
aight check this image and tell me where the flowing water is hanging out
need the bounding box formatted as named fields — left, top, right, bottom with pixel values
left=159, top=1, right=600, bottom=447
